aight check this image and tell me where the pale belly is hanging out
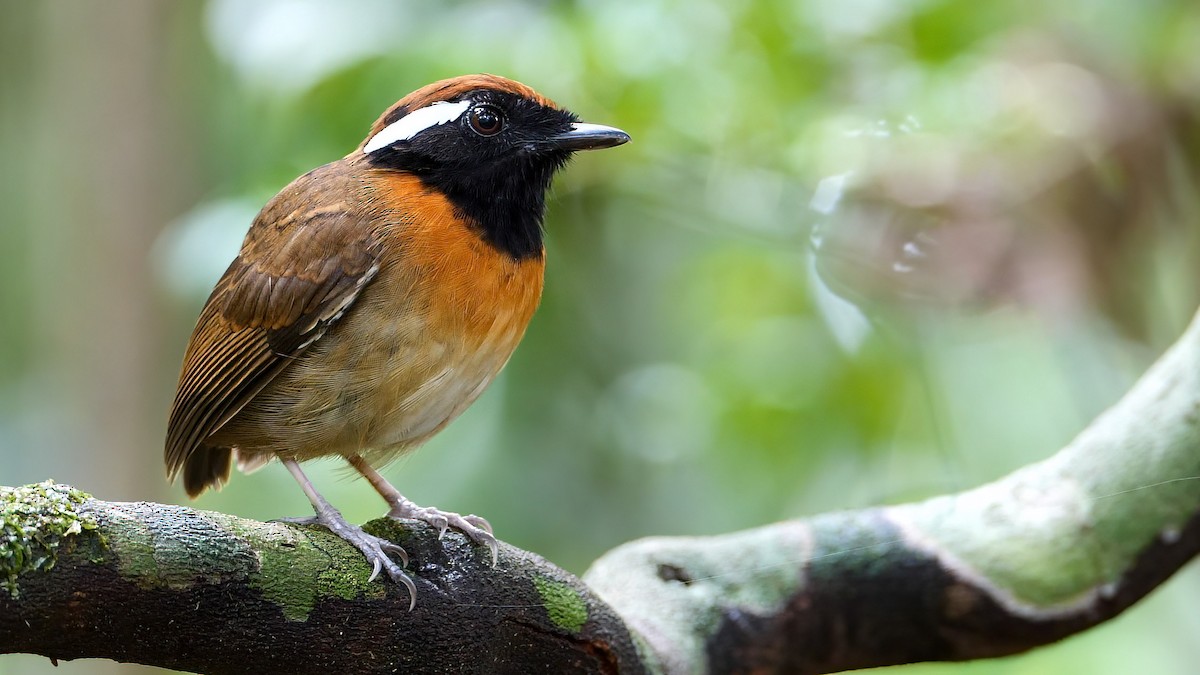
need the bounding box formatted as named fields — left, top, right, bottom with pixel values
left=213, top=277, right=535, bottom=463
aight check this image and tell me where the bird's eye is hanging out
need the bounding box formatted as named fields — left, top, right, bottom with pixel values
left=468, top=105, right=504, bottom=137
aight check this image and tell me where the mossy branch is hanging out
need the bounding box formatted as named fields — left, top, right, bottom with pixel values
left=4, top=311, right=1200, bottom=674
left=0, top=491, right=647, bottom=674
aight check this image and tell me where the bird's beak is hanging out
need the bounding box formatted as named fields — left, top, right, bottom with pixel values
left=548, top=123, right=631, bottom=151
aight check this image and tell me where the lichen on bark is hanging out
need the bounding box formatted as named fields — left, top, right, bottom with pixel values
left=0, top=480, right=99, bottom=598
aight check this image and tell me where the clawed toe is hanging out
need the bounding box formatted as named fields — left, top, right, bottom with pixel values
left=380, top=540, right=410, bottom=568
left=343, top=530, right=417, bottom=609
left=472, top=530, right=499, bottom=568
left=426, top=514, right=450, bottom=539
left=366, top=543, right=417, bottom=609
left=458, top=515, right=498, bottom=565
left=462, top=514, right=494, bottom=536
left=389, top=502, right=499, bottom=566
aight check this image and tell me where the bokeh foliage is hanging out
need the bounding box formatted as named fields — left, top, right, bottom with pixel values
left=2, top=1, right=1199, bottom=673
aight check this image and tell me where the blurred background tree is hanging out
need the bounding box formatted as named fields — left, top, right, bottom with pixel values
left=2, top=0, right=1199, bottom=673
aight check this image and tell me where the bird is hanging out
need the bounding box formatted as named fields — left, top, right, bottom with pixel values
left=164, top=74, right=629, bottom=608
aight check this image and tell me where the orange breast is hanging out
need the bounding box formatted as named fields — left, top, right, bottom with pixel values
left=379, top=173, right=545, bottom=354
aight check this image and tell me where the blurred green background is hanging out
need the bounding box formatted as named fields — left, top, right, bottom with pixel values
left=3, top=0, right=1200, bottom=673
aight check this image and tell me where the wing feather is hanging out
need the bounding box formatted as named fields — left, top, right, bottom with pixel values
left=165, top=167, right=381, bottom=482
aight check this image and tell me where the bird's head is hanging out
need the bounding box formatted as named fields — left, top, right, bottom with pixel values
left=357, top=74, right=629, bottom=259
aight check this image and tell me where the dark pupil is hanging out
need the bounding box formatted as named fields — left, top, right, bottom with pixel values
left=472, top=107, right=501, bottom=135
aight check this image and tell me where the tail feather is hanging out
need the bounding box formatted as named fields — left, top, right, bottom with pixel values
left=182, top=446, right=233, bottom=498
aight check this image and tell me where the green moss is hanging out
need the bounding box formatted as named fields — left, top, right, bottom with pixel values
left=316, top=556, right=375, bottom=602
left=108, top=516, right=159, bottom=583
left=254, top=530, right=320, bottom=621
left=307, top=526, right=385, bottom=601
left=361, top=517, right=412, bottom=545
left=0, top=481, right=98, bottom=598
left=247, top=523, right=385, bottom=621
left=533, top=575, right=588, bottom=633
left=103, top=505, right=391, bottom=621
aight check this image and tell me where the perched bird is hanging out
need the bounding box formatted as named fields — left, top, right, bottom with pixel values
left=165, top=74, right=629, bottom=607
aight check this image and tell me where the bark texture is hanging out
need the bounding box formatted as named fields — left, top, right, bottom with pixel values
left=0, top=490, right=646, bottom=674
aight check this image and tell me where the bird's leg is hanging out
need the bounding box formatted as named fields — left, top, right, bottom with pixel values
left=280, top=458, right=417, bottom=609
left=346, top=454, right=498, bottom=566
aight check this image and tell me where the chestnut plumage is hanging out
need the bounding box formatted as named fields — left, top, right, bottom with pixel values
left=165, top=74, right=628, bottom=607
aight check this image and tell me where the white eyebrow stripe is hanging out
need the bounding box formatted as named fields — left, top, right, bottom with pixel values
left=363, top=99, right=472, bottom=154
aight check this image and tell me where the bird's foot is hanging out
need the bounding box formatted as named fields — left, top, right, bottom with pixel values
left=282, top=508, right=417, bottom=609
left=388, top=499, right=498, bottom=567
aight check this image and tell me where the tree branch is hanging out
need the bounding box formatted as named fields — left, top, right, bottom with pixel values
left=0, top=488, right=647, bottom=674
left=4, top=311, right=1200, bottom=673
left=586, top=310, right=1200, bottom=672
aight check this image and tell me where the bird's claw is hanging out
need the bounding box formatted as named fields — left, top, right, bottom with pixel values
left=381, top=540, right=409, bottom=567
left=343, top=528, right=417, bottom=609
left=462, top=514, right=498, bottom=566
left=389, top=503, right=499, bottom=567
left=365, top=541, right=417, bottom=610
left=430, top=515, right=450, bottom=539
left=462, top=514, right=494, bottom=536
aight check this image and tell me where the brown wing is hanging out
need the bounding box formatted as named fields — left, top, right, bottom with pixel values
left=165, top=167, right=380, bottom=485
